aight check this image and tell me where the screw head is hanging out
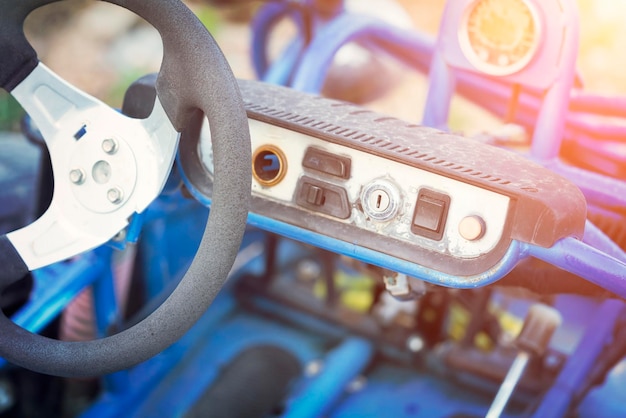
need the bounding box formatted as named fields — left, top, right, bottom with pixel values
left=107, top=187, right=124, bottom=204
left=69, top=168, right=85, bottom=185
left=304, top=360, right=324, bottom=377
left=296, top=259, right=322, bottom=283
left=113, top=229, right=127, bottom=242
left=407, top=335, right=425, bottom=353
left=543, top=352, right=562, bottom=371
left=346, top=376, right=367, bottom=393
left=102, top=138, right=118, bottom=154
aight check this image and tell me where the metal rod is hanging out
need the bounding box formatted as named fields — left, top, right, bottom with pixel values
left=486, top=351, right=531, bottom=418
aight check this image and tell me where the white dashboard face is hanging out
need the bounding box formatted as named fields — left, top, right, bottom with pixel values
left=183, top=80, right=585, bottom=282
left=200, top=118, right=510, bottom=260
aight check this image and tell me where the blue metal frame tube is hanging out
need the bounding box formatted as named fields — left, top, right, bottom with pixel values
left=291, top=14, right=433, bottom=94
left=283, top=338, right=373, bottom=418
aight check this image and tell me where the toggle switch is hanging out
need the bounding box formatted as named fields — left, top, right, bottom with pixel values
left=305, top=185, right=325, bottom=206
left=296, top=176, right=351, bottom=219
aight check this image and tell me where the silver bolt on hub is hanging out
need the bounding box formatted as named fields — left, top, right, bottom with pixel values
left=69, top=168, right=85, bottom=185
left=102, top=138, right=118, bottom=154
left=107, top=187, right=124, bottom=204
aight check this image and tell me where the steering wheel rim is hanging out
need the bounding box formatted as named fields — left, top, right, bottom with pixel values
left=0, top=0, right=251, bottom=377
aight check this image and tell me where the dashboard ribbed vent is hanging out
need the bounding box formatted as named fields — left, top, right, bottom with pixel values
left=245, top=102, right=517, bottom=187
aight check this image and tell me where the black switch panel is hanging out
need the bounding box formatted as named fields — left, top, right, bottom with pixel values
left=411, top=189, right=451, bottom=241
left=179, top=80, right=588, bottom=279
left=302, top=147, right=351, bottom=179
left=296, top=176, right=351, bottom=219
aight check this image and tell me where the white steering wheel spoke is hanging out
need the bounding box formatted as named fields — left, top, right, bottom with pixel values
left=7, top=203, right=127, bottom=270
left=11, top=63, right=108, bottom=144
left=8, top=63, right=180, bottom=270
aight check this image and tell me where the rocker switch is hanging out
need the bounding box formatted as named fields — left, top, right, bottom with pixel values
left=411, top=189, right=450, bottom=241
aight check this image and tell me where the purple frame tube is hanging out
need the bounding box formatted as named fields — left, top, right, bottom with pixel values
left=532, top=299, right=625, bottom=418
left=528, top=238, right=626, bottom=298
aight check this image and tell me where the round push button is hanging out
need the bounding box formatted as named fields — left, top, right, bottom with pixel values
left=459, top=215, right=486, bottom=241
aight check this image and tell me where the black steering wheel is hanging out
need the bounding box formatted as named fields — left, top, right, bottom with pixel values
left=0, top=0, right=251, bottom=376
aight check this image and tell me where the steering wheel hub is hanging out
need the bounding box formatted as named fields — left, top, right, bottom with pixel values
left=69, top=132, right=138, bottom=213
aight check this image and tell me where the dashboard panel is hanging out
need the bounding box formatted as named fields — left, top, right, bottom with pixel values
left=179, top=80, right=586, bottom=280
